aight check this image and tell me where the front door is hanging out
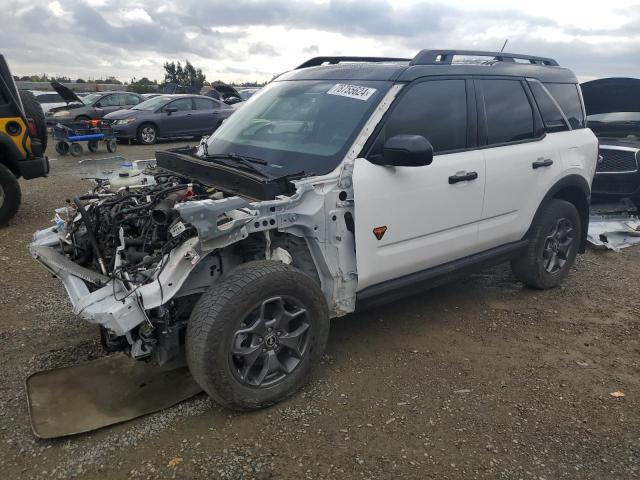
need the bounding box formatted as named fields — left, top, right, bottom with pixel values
left=353, top=78, right=486, bottom=291
left=160, top=97, right=195, bottom=136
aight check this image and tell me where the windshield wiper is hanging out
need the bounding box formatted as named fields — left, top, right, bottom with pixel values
left=205, top=153, right=268, bottom=176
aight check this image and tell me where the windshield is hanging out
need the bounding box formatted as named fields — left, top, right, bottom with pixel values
left=132, top=96, right=170, bottom=111
left=82, top=93, right=103, bottom=105
left=205, top=80, right=391, bottom=177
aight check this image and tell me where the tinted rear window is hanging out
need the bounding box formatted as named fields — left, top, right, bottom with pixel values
left=480, top=79, right=535, bottom=145
left=544, top=83, right=585, bottom=129
left=528, top=81, right=569, bottom=133
left=375, top=79, right=468, bottom=153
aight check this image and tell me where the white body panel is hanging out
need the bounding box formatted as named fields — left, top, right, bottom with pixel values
left=353, top=150, right=485, bottom=291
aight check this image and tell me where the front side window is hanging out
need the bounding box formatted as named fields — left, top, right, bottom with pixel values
left=544, top=83, right=585, bottom=129
left=100, top=94, right=124, bottom=107
left=480, top=79, right=535, bottom=145
left=205, top=80, right=391, bottom=177
left=166, top=98, right=193, bottom=111
left=370, top=79, right=468, bottom=154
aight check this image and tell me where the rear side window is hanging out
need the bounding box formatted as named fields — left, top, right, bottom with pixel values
left=480, top=79, right=534, bottom=145
left=194, top=98, right=215, bottom=110
left=377, top=79, right=468, bottom=153
left=543, top=83, right=585, bottom=129
left=528, top=81, right=569, bottom=133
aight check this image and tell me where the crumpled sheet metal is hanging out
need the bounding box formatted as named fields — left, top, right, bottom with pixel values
left=587, top=212, right=640, bottom=251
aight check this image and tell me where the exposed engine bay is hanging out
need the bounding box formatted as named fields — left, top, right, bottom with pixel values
left=30, top=149, right=358, bottom=365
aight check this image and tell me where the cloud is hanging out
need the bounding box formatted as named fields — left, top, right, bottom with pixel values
left=248, top=42, right=279, bottom=57
left=1, top=0, right=639, bottom=82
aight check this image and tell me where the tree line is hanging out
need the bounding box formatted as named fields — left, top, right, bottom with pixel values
left=14, top=60, right=269, bottom=93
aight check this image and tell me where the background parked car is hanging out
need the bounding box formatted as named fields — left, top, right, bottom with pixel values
left=581, top=77, right=640, bottom=203
left=46, top=82, right=143, bottom=124
left=237, top=87, right=259, bottom=100
left=104, top=94, right=234, bottom=145
left=29, top=90, right=67, bottom=114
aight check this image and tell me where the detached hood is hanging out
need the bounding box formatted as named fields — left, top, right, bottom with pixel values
left=50, top=80, right=83, bottom=104
left=581, top=77, right=640, bottom=115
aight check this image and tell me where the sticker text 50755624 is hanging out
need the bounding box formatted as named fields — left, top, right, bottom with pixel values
left=327, top=84, right=377, bottom=101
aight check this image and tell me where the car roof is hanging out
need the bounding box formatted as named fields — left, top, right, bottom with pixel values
left=277, top=50, right=578, bottom=84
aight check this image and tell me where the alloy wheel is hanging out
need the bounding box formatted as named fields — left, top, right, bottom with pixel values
left=542, top=217, right=575, bottom=274
left=229, top=296, right=311, bottom=388
left=141, top=126, right=156, bottom=144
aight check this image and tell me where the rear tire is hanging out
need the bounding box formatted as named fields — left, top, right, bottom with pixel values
left=0, top=163, right=21, bottom=226
left=511, top=199, right=581, bottom=289
left=186, top=261, right=330, bottom=410
left=19, top=90, right=47, bottom=152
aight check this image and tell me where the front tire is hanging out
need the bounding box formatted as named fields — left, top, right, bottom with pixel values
left=0, top=163, right=21, bottom=226
left=186, top=261, right=330, bottom=410
left=137, top=123, right=157, bottom=145
left=511, top=199, right=581, bottom=289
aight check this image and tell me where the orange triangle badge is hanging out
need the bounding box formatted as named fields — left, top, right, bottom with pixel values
left=373, top=226, right=387, bottom=240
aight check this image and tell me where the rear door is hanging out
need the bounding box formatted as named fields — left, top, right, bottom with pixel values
left=193, top=97, right=225, bottom=135
left=353, top=78, right=486, bottom=291
left=476, top=78, right=564, bottom=251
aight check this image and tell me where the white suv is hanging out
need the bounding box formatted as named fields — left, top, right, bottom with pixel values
left=31, top=50, right=598, bottom=410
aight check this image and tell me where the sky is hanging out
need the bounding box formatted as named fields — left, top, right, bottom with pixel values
left=2, top=0, right=639, bottom=84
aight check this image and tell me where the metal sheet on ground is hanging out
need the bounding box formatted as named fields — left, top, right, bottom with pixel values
left=26, top=354, right=202, bottom=439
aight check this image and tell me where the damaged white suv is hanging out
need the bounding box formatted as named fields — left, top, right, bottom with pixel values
left=31, top=50, right=598, bottom=410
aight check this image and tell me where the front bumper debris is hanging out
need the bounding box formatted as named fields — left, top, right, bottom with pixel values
left=30, top=227, right=147, bottom=335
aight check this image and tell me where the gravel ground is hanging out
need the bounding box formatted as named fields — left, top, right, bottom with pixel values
left=0, top=137, right=639, bottom=479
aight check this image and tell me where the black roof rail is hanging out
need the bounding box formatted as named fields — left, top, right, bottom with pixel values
left=296, top=56, right=411, bottom=69
left=410, top=50, right=559, bottom=67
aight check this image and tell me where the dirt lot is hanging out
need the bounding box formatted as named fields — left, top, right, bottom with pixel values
left=0, top=138, right=639, bottom=479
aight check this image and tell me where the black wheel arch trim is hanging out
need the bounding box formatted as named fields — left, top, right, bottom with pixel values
left=526, top=174, right=591, bottom=253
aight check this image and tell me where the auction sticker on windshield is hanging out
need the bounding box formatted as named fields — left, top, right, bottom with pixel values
left=327, top=84, right=377, bottom=101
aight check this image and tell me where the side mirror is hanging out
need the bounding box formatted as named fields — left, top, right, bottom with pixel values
left=165, top=106, right=178, bottom=114
left=94, top=102, right=102, bottom=108
left=380, top=135, right=433, bottom=167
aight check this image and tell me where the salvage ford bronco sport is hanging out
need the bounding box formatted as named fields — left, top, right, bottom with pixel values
left=31, top=50, right=598, bottom=410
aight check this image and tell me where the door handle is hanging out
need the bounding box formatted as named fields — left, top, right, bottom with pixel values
left=532, top=158, right=553, bottom=169
left=448, top=171, right=478, bottom=184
